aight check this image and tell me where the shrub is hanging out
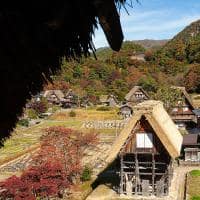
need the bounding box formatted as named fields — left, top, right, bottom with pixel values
left=0, top=175, right=35, bottom=200
left=18, top=119, right=29, bottom=127
left=27, top=109, right=38, bottom=119
left=96, top=106, right=110, bottom=111
left=190, top=170, right=200, bottom=177
left=192, top=196, right=200, bottom=200
left=30, top=100, right=48, bottom=115
left=69, top=110, right=76, bottom=117
left=81, top=166, right=92, bottom=181
left=51, top=105, right=60, bottom=113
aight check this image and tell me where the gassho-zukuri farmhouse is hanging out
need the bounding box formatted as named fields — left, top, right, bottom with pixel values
left=93, top=100, right=183, bottom=198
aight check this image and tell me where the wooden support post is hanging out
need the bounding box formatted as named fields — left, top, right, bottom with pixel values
left=152, top=153, right=155, bottom=195
left=142, top=180, right=150, bottom=196
left=135, top=153, right=138, bottom=195
left=166, top=170, right=169, bottom=196
left=156, top=179, right=165, bottom=197
left=120, top=155, right=124, bottom=195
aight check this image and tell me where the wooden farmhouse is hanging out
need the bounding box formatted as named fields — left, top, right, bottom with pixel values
left=170, top=86, right=196, bottom=129
left=119, top=104, right=133, bottom=119
left=43, top=90, right=65, bottom=105
left=182, top=134, right=200, bottom=162
left=99, top=94, right=118, bottom=107
left=62, top=89, right=78, bottom=108
left=125, top=86, right=149, bottom=104
left=104, top=101, right=182, bottom=197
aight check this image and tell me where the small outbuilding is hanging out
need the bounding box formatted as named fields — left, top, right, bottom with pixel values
left=62, top=89, right=78, bottom=108
left=99, top=94, right=118, bottom=107
left=182, top=134, right=200, bottom=162
left=119, top=104, right=133, bottom=119
left=125, top=86, right=149, bottom=104
left=103, top=100, right=182, bottom=197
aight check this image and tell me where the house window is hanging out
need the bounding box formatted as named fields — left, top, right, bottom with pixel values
left=136, top=133, right=153, bottom=148
left=135, top=92, right=144, bottom=99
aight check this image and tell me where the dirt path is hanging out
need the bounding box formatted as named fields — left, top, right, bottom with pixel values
left=167, top=166, right=200, bottom=200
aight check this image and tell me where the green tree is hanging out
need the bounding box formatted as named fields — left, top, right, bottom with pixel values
left=187, top=35, right=200, bottom=63
left=138, top=76, right=158, bottom=92
left=152, top=86, right=182, bottom=111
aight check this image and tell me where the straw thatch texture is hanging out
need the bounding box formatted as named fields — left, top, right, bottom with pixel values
left=0, top=0, right=128, bottom=143
left=106, top=100, right=183, bottom=165
left=125, top=86, right=149, bottom=102
left=43, top=90, right=65, bottom=101
left=171, top=86, right=195, bottom=109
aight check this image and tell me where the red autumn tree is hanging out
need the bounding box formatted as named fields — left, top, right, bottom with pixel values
left=0, top=127, right=98, bottom=199
left=21, top=161, right=68, bottom=198
left=0, top=175, right=35, bottom=200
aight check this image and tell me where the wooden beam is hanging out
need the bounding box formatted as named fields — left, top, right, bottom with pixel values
left=135, top=153, right=138, bottom=195
left=152, top=153, right=155, bottom=195
left=120, top=155, right=123, bottom=194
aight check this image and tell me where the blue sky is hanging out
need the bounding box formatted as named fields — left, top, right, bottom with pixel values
left=93, top=0, right=200, bottom=48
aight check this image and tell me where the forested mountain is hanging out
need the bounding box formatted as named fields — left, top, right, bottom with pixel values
left=147, top=19, right=200, bottom=92
left=158, top=19, right=200, bottom=64
left=47, top=20, right=200, bottom=102
left=133, top=39, right=168, bottom=49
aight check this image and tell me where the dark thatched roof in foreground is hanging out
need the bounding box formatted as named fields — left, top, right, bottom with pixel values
left=0, top=0, right=130, bottom=144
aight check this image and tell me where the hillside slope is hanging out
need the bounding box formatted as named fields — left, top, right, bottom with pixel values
left=157, top=19, right=200, bottom=63
left=133, top=39, right=168, bottom=49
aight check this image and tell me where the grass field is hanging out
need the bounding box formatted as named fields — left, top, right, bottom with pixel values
left=187, top=170, right=200, bottom=200
left=0, top=107, right=119, bottom=165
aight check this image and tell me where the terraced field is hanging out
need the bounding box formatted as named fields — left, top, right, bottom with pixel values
left=0, top=108, right=120, bottom=181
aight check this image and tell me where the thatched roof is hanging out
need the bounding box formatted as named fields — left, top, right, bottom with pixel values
left=171, top=86, right=195, bottom=109
left=43, top=90, right=65, bottom=101
left=0, top=0, right=128, bottom=143
left=106, top=100, right=183, bottom=165
left=120, top=104, right=133, bottom=110
left=125, top=86, right=149, bottom=101
left=99, top=94, right=117, bottom=103
left=65, top=89, right=76, bottom=98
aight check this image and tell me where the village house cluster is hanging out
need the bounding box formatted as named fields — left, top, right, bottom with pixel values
left=30, top=85, right=200, bottom=198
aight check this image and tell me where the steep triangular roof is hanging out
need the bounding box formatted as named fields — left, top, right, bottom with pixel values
left=106, top=100, right=183, bottom=165
left=125, top=86, right=149, bottom=101
left=99, top=94, right=117, bottom=103
left=99, top=95, right=109, bottom=103
left=65, top=89, right=76, bottom=97
left=171, top=86, right=195, bottom=109
left=43, top=90, right=65, bottom=101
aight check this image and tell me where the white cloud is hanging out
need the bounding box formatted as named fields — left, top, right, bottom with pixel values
left=93, top=2, right=200, bottom=48
left=124, top=14, right=200, bottom=34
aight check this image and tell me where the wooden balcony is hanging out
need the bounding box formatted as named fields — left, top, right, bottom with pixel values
left=170, top=114, right=196, bottom=122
